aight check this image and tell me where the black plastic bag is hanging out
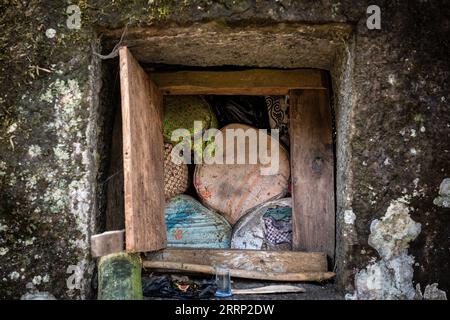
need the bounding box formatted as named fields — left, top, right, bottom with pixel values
left=142, top=275, right=217, bottom=299
left=205, top=96, right=270, bottom=129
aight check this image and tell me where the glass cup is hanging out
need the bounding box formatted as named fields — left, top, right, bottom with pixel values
left=214, top=265, right=232, bottom=297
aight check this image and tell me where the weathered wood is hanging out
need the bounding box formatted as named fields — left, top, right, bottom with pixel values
left=142, top=261, right=335, bottom=282
left=98, top=252, right=143, bottom=300
left=145, top=248, right=327, bottom=273
left=91, top=230, right=125, bottom=258
left=119, top=46, right=166, bottom=252
left=289, top=90, right=335, bottom=259
left=149, top=69, right=327, bottom=95
left=233, top=285, right=305, bottom=295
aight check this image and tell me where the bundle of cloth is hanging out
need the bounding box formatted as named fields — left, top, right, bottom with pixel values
left=160, top=95, right=292, bottom=250
left=231, top=198, right=293, bottom=251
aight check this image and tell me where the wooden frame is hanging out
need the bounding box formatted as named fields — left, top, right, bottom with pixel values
left=118, top=47, right=335, bottom=267
left=143, top=248, right=334, bottom=281
left=149, top=69, right=327, bottom=95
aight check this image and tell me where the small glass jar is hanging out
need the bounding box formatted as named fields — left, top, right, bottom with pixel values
left=214, top=264, right=232, bottom=297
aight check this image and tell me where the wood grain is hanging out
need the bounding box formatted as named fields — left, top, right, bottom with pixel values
left=149, top=69, right=327, bottom=95
left=233, top=285, right=305, bottom=295
left=142, top=261, right=335, bottom=282
left=145, top=248, right=327, bottom=273
left=119, top=46, right=166, bottom=252
left=91, top=230, right=125, bottom=258
left=289, top=90, right=335, bottom=259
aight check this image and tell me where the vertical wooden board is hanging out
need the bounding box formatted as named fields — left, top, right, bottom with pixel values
left=289, top=89, right=335, bottom=260
left=119, top=47, right=166, bottom=252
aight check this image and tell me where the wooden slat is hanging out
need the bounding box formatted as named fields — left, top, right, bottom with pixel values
left=143, top=261, right=335, bottom=282
left=149, top=69, right=326, bottom=95
left=233, top=285, right=306, bottom=295
left=91, top=230, right=125, bottom=258
left=289, top=90, right=335, bottom=259
left=145, top=248, right=327, bottom=273
left=119, top=46, right=166, bottom=252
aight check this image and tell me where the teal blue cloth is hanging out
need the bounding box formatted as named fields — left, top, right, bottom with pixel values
left=165, top=195, right=231, bottom=248
left=263, top=206, right=291, bottom=221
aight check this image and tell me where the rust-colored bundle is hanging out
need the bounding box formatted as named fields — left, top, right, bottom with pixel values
left=194, top=124, right=290, bottom=225
left=164, top=143, right=188, bottom=201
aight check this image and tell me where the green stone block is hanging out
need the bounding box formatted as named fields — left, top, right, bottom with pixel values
left=98, top=252, right=143, bottom=300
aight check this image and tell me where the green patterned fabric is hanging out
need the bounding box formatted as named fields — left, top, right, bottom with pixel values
left=163, top=96, right=218, bottom=160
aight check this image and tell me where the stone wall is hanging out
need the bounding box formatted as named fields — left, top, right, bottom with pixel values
left=0, top=0, right=448, bottom=299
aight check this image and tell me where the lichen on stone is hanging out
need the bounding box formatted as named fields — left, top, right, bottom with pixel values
left=368, top=198, right=421, bottom=260
left=0, top=71, right=98, bottom=298
left=344, top=209, right=356, bottom=225
left=415, top=283, right=447, bottom=300
left=27, top=145, right=42, bottom=159
left=347, top=255, right=417, bottom=300
left=433, top=178, right=450, bottom=208
left=349, top=197, right=422, bottom=300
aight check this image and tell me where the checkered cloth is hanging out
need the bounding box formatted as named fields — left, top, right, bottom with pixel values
left=263, top=216, right=292, bottom=244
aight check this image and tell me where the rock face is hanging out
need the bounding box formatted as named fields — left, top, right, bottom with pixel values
left=368, top=199, right=421, bottom=260
left=348, top=199, right=422, bottom=299
left=433, top=178, right=450, bottom=208
left=350, top=255, right=416, bottom=300
left=0, top=1, right=449, bottom=299
left=415, top=283, right=448, bottom=300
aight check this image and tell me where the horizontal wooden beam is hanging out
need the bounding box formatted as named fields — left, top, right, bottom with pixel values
left=144, top=248, right=327, bottom=273
left=233, top=285, right=305, bottom=295
left=149, top=69, right=327, bottom=95
left=143, top=261, right=335, bottom=282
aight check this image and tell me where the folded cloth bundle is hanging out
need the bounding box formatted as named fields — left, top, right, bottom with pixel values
left=263, top=206, right=292, bottom=245
left=194, top=124, right=290, bottom=225
left=231, top=198, right=292, bottom=251
left=163, top=95, right=218, bottom=162
left=165, top=195, right=231, bottom=249
left=164, top=143, right=189, bottom=201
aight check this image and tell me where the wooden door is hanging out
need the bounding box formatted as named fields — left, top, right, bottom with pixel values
left=119, top=47, right=166, bottom=252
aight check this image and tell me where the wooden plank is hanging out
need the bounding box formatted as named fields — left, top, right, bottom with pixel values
left=233, top=285, right=305, bottom=295
left=91, top=230, right=125, bottom=258
left=149, top=69, right=326, bottom=95
left=145, top=248, right=327, bottom=273
left=289, top=90, right=335, bottom=259
left=142, top=261, right=335, bottom=282
left=119, top=46, right=166, bottom=252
